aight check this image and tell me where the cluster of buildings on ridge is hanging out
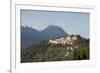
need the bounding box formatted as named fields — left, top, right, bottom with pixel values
left=48, top=35, right=81, bottom=57
left=48, top=35, right=80, bottom=46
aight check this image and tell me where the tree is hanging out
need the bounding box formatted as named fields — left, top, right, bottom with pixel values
left=39, top=40, right=49, bottom=61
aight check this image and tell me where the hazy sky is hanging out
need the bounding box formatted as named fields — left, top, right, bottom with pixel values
left=21, top=10, right=90, bottom=38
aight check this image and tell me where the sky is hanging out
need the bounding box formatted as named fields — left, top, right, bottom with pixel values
left=21, top=10, right=90, bottom=38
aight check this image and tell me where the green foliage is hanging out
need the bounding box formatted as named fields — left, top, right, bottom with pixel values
left=21, top=39, right=89, bottom=63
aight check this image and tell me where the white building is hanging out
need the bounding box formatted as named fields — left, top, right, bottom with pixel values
left=48, top=35, right=79, bottom=45
left=48, top=40, right=58, bottom=44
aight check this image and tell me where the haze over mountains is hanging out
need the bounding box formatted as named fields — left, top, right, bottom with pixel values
left=21, top=25, right=68, bottom=48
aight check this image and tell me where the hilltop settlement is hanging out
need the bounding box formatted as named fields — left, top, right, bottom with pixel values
left=21, top=35, right=89, bottom=63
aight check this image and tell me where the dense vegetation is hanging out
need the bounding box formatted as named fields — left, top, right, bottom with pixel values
left=21, top=38, right=89, bottom=63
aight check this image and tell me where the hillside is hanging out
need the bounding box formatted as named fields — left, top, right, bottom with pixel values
left=21, top=35, right=89, bottom=63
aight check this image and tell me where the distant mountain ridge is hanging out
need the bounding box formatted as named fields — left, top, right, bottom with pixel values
left=21, top=25, right=68, bottom=48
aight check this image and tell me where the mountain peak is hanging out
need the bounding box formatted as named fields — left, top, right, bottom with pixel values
left=46, top=25, right=63, bottom=30
left=41, top=25, right=68, bottom=39
left=47, top=25, right=59, bottom=27
left=21, top=25, right=68, bottom=48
